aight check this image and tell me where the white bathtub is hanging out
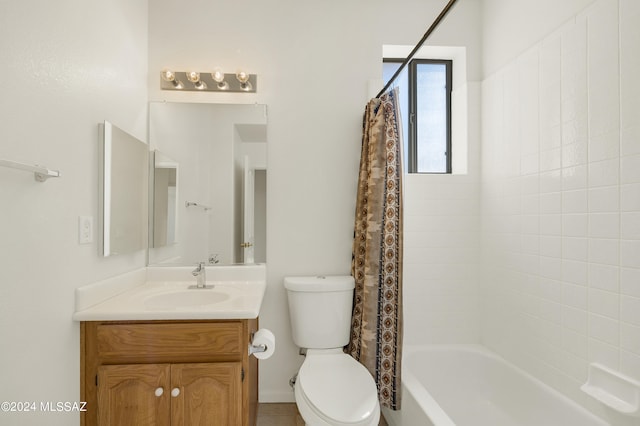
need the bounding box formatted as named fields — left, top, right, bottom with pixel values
left=383, top=345, right=609, bottom=426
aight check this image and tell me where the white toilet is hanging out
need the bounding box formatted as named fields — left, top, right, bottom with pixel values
left=284, top=275, right=380, bottom=426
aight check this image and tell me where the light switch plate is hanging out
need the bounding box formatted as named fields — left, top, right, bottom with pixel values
left=78, top=216, right=93, bottom=244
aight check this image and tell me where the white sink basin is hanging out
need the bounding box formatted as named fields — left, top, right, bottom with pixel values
left=144, top=290, right=230, bottom=309
left=72, top=264, right=267, bottom=321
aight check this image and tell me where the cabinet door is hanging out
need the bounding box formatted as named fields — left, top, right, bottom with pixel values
left=171, top=362, right=242, bottom=426
left=97, top=364, right=170, bottom=426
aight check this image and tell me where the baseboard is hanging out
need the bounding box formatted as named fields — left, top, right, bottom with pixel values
left=258, top=391, right=296, bottom=403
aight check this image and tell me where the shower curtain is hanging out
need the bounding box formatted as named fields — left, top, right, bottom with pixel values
left=349, top=88, right=403, bottom=410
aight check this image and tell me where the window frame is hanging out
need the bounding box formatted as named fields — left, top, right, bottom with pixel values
left=383, top=58, right=453, bottom=174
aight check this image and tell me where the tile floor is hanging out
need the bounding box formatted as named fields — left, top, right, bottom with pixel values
left=256, top=403, right=388, bottom=426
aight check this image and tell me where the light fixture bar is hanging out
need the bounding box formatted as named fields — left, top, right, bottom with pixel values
left=160, top=71, right=257, bottom=93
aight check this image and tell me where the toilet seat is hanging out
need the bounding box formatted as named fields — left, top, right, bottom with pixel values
left=296, top=351, right=379, bottom=425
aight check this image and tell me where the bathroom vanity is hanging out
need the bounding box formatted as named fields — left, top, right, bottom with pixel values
left=74, top=265, right=267, bottom=426
left=80, top=319, right=258, bottom=426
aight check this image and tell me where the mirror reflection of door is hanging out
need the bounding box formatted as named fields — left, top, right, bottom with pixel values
left=241, top=158, right=267, bottom=264
left=242, top=156, right=255, bottom=264
left=152, top=151, right=178, bottom=248
left=253, top=169, right=266, bottom=264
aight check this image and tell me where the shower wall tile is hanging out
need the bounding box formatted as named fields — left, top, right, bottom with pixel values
left=562, top=142, right=588, bottom=168
left=562, top=260, right=588, bottom=286
left=621, top=126, right=640, bottom=157
left=588, top=158, right=619, bottom=188
left=589, top=338, right=619, bottom=367
left=620, top=322, right=640, bottom=356
left=587, top=0, right=619, bottom=144
left=540, top=235, right=561, bottom=257
left=620, top=350, right=640, bottom=381
left=589, top=263, right=619, bottom=292
left=621, top=212, right=640, bottom=239
left=562, top=214, right=588, bottom=237
left=621, top=295, right=640, bottom=326
left=618, top=0, right=640, bottom=351
left=480, top=0, right=640, bottom=418
left=589, top=313, right=619, bottom=345
left=588, top=289, right=619, bottom=319
left=588, top=238, right=619, bottom=265
left=403, top=174, right=480, bottom=345
left=620, top=267, right=640, bottom=297
left=562, top=306, right=588, bottom=335
left=562, top=189, right=587, bottom=214
left=562, top=237, right=588, bottom=261
left=561, top=164, right=588, bottom=191
left=620, top=154, right=640, bottom=184
left=620, top=183, right=640, bottom=211
left=620, top=240, right=640, bottom=267
left=620, top=0, right=640, bottom=131
left=588, top=186, right=619, bottom=212
left=588, top=213, right=619, bottom=239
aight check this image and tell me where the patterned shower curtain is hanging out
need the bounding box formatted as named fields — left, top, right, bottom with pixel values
left=349, top=88, right=403, bottom=410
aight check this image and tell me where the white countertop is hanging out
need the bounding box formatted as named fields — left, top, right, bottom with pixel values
left=73, top=265, right=266, bottom=321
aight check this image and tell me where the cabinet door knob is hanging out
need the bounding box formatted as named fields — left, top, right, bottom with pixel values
left=171, top=388, right=180, bottom=397
left=155, top=387, right=164, bottom=397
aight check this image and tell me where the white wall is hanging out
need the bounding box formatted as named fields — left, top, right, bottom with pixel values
left=481, top=0, right=640, bottom=423
left=148, top=0, right=482, bottom=402
left=0, top=1, right=148, bottom=425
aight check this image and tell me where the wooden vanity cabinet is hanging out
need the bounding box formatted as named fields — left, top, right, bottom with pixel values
left=80, top=319, right=258, bottom=426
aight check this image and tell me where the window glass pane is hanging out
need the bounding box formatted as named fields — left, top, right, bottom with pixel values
left=382, top=61, right=409, bottom=166
left=415, top=63, right=447, bottom=173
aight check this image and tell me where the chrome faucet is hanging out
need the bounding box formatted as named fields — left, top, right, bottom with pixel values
left=192, top=262, right=207, bottom=288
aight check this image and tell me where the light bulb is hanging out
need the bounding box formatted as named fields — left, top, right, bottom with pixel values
left=160, top=69, right=183, bottom=89
left=161, top=69, right=176, bottom=82
left=186, top=71, right=200, bottom=83
left=211, top=69, right=225, bottom=83
left=235, top=70, right=249, bottom=83
left=211, top=69, right=229, bottom=90
left=185, top=71, right=207, bottom=90
left=236, top=70, right=252, bottom=91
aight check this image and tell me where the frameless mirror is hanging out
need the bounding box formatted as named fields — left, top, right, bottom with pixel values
left=148, top=102, right=267, bottom=266
left=151, top=150, right=178, bottom=248
left=98, top=121, right=149, bottom=256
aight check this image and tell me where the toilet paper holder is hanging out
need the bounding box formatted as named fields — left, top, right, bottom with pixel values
left=248, top=329, right=275, bottom=359
left=248, top=342, right=268, bottom=356
left=248, top=331, right=268, bottom=356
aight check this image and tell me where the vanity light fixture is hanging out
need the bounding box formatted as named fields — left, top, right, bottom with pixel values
left=160, top=68, right=257, bottom=93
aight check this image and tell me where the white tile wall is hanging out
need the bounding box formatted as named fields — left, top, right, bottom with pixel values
left=403, top=174, right=480, bottom=345
left=480, top=0, right=640, bottom=420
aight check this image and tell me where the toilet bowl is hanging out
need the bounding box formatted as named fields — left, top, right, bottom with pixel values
left=284, top=276, right=381, bottom=426
left=295, top=349, right=380, bottom=426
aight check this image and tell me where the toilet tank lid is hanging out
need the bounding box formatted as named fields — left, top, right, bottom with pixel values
left=284, top=275, right=355, bottom=292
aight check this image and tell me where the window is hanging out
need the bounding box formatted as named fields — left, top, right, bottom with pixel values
left=383, top=59, right=452, bottom=173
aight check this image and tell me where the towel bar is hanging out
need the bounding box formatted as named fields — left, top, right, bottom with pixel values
left=0, top=159, right=61, bottom=182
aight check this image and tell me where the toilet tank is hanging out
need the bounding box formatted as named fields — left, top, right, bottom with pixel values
left=284, top=275, right=355, bottom=349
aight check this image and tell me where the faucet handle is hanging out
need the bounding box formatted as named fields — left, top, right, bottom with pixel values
left=193, top=262, right=205, bottom=273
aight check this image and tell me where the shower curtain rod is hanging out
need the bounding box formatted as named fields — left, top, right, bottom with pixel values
left=376, top=0, right=459, bottom=99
